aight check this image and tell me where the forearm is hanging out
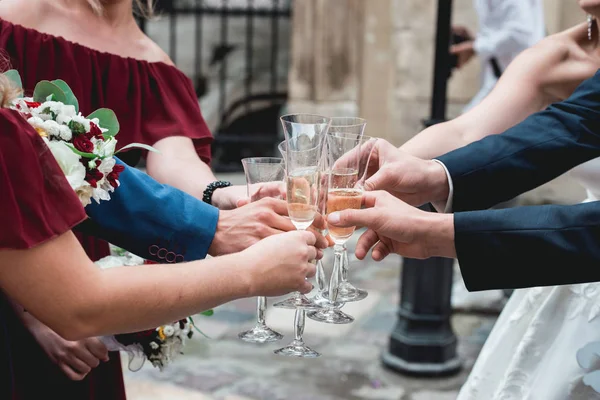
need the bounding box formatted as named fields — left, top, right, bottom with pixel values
left=1, top=232, right=250, bottom=340
left=84, top=254, right=248, bottom=337
left=401, top=121, right=470, bottom=159
left=455, top=202, right=600, bottom=291
left=438, top=75, right=600, bottom=211
left=148, top=154, right=216, bottom=200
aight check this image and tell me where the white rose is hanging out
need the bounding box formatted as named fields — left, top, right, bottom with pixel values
left=76, top=185, right=93, bottom=207
left=150, top=342, right=159, bottom=350
left=92, top=186, right=111, bottom=204
left=97, top=157, right=116, bottom=175
left=97, top=137, right=117, bottom=157
left=45, top=141, right=87, bottom=191
left=163, top=326, right=175, bottom=337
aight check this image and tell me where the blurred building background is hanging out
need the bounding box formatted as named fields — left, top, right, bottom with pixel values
left=143, top=0, right=587, bottom=203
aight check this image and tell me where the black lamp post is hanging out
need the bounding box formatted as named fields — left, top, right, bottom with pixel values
left=381, top=0, right=461, bottom=377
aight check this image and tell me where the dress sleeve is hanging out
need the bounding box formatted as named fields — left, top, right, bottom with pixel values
left=140, top=66, right=213, bottom=164
left=0, top=109, right=87, bottom=249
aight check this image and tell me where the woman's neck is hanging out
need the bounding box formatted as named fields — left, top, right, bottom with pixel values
left=53, top=0, right=134, bottom=29
left=98, top=0, right=134, bottom=27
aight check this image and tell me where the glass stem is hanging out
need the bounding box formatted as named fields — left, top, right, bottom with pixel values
left=294, top=309, right=305, bottom=342
left=256, top=296, right=266, bottom=326
left=340, top=243, right=349, bottom=284
left=315, top=260, right=327, bottom=294
left=329, top=244, right=344, bottom=303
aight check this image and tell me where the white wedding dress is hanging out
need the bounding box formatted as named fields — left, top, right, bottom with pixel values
left=457, top=158, right=600, bottom=400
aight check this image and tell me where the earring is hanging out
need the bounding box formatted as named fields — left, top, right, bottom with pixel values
left=589, top=14, right=594, bottom=41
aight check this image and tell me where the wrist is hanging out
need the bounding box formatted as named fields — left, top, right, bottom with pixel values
left=208, top=211, right=227, bottom=257
left=427, top=160, right=450, bottom=206
left=203, top=181, right=232, bottom=207
left=419, top=212, right=456, bottom=258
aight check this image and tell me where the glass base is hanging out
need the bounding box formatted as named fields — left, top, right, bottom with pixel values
left=311, top=293, right=344, bottom=309
left=238, top=325, right=283, bottom=343
left=336, top=282, right=368, bottom=303
left=273, top=294, right=322, bottom=310
left=307, top=309, right=354, bottom=324
left=273, top=339, right=320, bottom=358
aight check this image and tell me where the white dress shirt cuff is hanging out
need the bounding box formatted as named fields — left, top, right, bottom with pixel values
left=473, top=36, right=494, bottom=60
left=431, top=159, right=453, bottom=213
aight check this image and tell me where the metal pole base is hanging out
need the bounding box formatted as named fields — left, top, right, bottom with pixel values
left=382, top=349, right=461, bottom=377
left=382, top=254, right=462, bottom=377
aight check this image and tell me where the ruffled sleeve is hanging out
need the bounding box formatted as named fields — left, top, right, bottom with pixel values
left=141, top=65, right=213, bottom=164
left=0, top=108, right=86, bottom=249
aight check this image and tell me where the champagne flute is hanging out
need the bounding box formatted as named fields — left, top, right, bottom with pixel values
left=238, top=157, right=285, bottom=344
left=273, top=114, right=329, bottom=358
left=273, top=114, right=329, bottom=311
left=327, top=118, right=369, bottom=303
left=278, top=140, right=340, bottom=309
left=307, top=133, right=375, bottom=324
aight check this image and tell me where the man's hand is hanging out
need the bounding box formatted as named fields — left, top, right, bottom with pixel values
left=209, top=197, right=327, bottom=256
left=450, top=25, right=475, bottom=69
left=450, top=41, right=475, bottom=69
left=361, top=140, right=450, bottom=207
left=327, top=191, right=456, bottom=260
left=29, top=321, right=109, bottom=381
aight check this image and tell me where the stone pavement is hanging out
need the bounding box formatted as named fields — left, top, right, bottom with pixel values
left=122, top=227, right=497, bottom=400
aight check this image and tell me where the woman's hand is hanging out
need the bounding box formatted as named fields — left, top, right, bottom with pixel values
left=242, top=230, right=325, bottom=296
left=211, top=184, right=249, bottom=210
left=28, top=319, right=109, bottom=381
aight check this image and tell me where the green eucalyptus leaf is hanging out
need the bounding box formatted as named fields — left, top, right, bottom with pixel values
left=52, top=79, right=79, bottom=113
left=87, top=108, right=119, bottom=137
left=33, top=81, right=67, bottom=103
left=4, top=69, right=23, bottom=95
left=200, top=309, right=214, bottom=317
left=65, top=143, right=97, bottom=159
left=115, top=142, right=159, bottom=154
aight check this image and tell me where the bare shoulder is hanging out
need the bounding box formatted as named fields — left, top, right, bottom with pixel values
left=505, top=26, right=598, bottom=98
left=137, top=33, right=174, bottom=65
left=0, top=0, right=47, bottom=27
left=533, top=25, right=600, bottom=95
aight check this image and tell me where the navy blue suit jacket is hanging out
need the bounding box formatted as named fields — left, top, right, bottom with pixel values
left=76, top=159, right=219, bottom=263
left=437, top=70, right=600, bottom=291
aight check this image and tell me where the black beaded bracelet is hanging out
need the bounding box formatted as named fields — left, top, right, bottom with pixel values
left=202, top=180, right=232, bottom=205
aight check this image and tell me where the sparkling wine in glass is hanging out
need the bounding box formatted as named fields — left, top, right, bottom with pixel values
left=308, top=132, right=372, bottom=324
left=273, top=114, right=329, bottom=358
left=279, top=140, right=342, bottom=310
left=237, top=157, right=285, bottom=344
left=326, top=118, right=371, bottom=303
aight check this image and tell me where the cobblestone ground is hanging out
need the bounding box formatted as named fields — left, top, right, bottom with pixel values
left=123, top=173, right=497, bottom=400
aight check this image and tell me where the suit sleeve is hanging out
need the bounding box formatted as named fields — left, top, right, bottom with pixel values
left=437, top=70, right=600, bottom=212
left=455, top=201, right=600, bottom=291
left=80, top=159, right=218, bottom=262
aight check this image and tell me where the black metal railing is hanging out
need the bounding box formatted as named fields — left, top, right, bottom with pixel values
left=139, top=0, right=292, bottom=171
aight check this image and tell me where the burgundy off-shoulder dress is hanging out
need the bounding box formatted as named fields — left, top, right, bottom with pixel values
left=0, top=18, right=213, bottom=399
